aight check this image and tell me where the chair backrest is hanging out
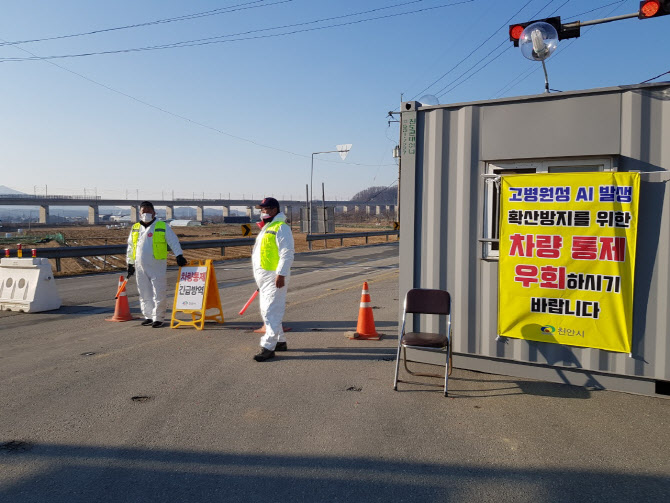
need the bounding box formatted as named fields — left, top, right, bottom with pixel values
left=404, top=288, right=450, bottom=315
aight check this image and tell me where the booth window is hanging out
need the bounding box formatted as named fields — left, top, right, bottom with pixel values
left=482, top=158, right=614, bottom=260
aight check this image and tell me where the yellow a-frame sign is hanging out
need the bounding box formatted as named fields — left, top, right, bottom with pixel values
left=170, top=259, right=224, bottom=330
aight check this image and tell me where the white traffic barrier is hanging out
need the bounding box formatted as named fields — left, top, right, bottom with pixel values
left=0, top=257, right=61, bottom=312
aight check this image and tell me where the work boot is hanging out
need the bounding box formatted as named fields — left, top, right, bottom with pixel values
left=141, top=319, right=153, bottom=326
left=253, top=348, right=275, bottom=362
left=151, top=321, right=164, bottom=328
left=275, top=341, right=288, bottom=352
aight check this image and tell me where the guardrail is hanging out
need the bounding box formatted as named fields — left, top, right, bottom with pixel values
left=305, top=230, right=399, bottom=250
left=2, top=231, right=399, bottom=271
left=4, top=238, right=256, bottom=272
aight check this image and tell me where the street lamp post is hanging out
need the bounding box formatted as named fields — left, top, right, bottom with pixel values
left=310, top=146, right=351, bottom=233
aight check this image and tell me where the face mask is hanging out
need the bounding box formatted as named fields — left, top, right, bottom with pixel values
left=261, top=212, right=273, bottom=221
left=140, top=213, right=154, bottom=223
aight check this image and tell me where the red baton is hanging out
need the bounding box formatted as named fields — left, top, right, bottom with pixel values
left=115, top=279, right=129, bottom=299
left=239, top=289, right=259, bottom=315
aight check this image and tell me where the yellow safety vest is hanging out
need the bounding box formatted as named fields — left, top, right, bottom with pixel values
left=131, top=221, right=168, bottom=261
left=260, top=220, right=286, bottom=271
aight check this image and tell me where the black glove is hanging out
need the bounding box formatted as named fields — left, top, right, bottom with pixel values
left=176, top=255, right=187, bottom=267
left=127, top=264, right=135, bottom=278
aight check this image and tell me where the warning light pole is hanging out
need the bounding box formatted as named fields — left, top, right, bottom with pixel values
left=509, top=1, right=669, bottom=47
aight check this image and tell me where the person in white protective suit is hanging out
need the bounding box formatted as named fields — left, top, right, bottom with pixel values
left=126, top=201, right=188, bottom=328
left=251, top=197, right=295, bottom=362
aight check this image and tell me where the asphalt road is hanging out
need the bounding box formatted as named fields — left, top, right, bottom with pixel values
left=1, top=243, right=669, bottom=502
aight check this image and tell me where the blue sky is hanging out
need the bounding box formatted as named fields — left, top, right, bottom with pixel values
left=0, top=0, right=667, bottom=202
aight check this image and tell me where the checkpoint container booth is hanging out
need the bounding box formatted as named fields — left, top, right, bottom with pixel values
left=398, top=82, right=670, bottom=397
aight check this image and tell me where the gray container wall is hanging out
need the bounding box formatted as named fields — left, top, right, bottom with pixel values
left=399, top=83, right=670, bottom=395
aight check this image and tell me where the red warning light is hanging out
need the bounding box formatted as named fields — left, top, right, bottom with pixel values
left=510, top=24, right=524, bottom=40
left=640, top=0, right=661, bottom=17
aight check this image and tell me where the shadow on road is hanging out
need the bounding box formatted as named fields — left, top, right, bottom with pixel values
left=395, top=373, right=594, bottom=399
left=1, top=443, right=667, bottom=502
left=220, top=320, right=398, bottom=333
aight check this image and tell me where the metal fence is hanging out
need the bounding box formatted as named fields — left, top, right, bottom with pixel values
left=306, top=230, right=399, bottom=250
left=3, top=231, right=399, bottom=271
left=14, top=238, right=256, bottom=272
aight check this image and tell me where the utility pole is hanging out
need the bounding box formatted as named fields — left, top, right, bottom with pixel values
left=305, top=184, right=309, bottom=233
left=322, top=182, right=327, bottom=235
left=389, top=95, right=402, bottom=222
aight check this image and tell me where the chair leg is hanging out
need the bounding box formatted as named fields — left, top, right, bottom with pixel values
left=393, top=338, right=403, bottom=391
left=444, top=345, right=450, bottom=396
left=444, top=360, right=449, bottom=397
left=396, top=344, right=450, bottom=394
left=402, top=349, right=446, bottom=379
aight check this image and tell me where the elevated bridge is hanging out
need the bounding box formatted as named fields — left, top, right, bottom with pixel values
left=0, top=195, right=397, bottom=224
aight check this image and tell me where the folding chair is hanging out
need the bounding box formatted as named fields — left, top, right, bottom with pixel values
left=393, top=288, right=452, bottom=397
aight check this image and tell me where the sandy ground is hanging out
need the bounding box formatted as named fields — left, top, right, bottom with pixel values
left=1, top=222, right=398, bottom=277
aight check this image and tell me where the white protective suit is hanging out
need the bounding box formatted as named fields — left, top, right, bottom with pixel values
left=251, top=212, right=295, bottom=350
left=126, top=220, right=184, bottom=323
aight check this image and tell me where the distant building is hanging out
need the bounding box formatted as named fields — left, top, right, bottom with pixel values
left=169, top=220, right=202, bottom=227
left=223, top=216, right=251, bottom=224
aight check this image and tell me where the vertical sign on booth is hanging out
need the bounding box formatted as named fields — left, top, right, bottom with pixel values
left=498, top=172, right=640, bottom=353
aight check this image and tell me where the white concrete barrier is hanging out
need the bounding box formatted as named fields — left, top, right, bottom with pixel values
left=0, top=257, right=61, bottom=312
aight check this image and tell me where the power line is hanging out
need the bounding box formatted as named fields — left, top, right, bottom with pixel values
left=563, top=0, right=626, bottom=20
left=545, top=0, right=572, bottom=18
left=0, top=0, right=290, bottom=47
left=397, top=5, right=494, bottom=102
left=490, top=63, right=536, bottom=98
left=640, top=69, right=670, bottom=84
left=358, top=179, right=400, bottom=205
left=436, top=42, right=511, bottom=98
left=434, top=39, right=508, bottom=98
left=490, top=0, right=629, bottom=98
left=439, top=0, right=569, bottom=100
left=0, top=37, right=392, bottom=168
left=407, top=0, right=535, bottom=101
left=0, top=1, right=475, bottom=63
left=411, top=0, right=560, bottom=103
left=526, top=0, right=559, bottom=19
left=119, top=0, right=437, bottom=51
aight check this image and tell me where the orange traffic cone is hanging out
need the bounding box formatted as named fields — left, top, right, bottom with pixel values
left=106, top=275, right=137, bottom=322
left=345, top=281, right=382, bottom=340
